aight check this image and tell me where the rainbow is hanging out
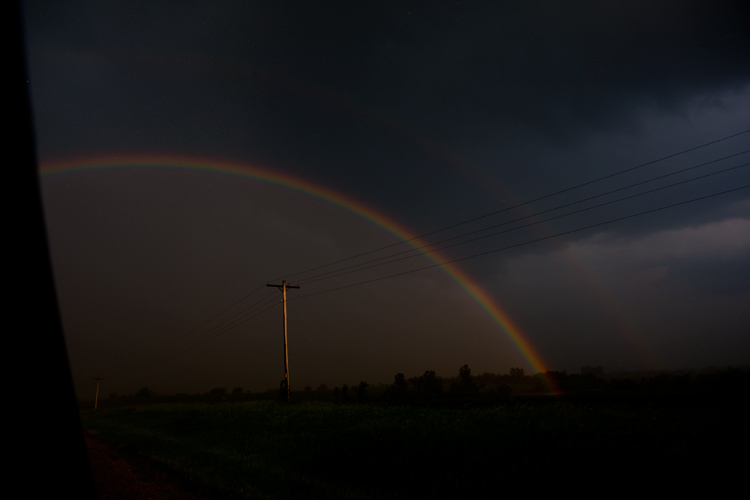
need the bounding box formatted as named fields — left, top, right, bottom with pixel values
left=39, top=154, right=556, bottom=389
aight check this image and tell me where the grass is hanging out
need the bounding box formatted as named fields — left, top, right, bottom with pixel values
left=80, top=396, right=745, bottom=498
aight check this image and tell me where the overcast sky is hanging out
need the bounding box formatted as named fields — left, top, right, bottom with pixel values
left=25, top=1, right=750, bottom=397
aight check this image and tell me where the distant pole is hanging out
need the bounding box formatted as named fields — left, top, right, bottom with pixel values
left=92, top=377, right=105, bottom=410
left=267, top=280, right=300, bottom=402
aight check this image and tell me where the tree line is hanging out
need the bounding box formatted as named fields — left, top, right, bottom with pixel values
left=101, top=365, right=749, bottom=406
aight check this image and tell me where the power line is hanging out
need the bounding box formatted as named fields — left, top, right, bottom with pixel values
left=276, top=128, right=750, bottom=283
left=293, top=184, right=749, bottom=299
left=149, top=293, right=280, bottom=364
left=141, top=287, right=278, bottom=366
left=297, top=158, right=750, bottom=285
left=145, top=284, right=268, bottom=362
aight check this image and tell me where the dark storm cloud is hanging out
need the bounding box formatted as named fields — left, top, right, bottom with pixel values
left=26, top=1, right=750, bottom=241
left=27, top=2, right=749, bottom=167
left=366, top=2, right=750, bottom=136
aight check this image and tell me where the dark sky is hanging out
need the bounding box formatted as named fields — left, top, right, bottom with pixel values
left=25, top=1, right=750, bottom=398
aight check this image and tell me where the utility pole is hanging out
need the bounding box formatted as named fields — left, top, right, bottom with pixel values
left=267, top=280, right=299, bottom=402
left=92, top=377, right=105, bottom=410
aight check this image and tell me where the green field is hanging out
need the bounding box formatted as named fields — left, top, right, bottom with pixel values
left=80, top=393, right=745, bottom=498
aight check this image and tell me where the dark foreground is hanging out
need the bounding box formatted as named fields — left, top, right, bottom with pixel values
left=85, top=434, right=215, bottom=500
left=80, top=391, right=748, bottom=499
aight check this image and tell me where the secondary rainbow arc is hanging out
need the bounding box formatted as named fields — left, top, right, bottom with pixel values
left=39, top=154, right=554, bottom=385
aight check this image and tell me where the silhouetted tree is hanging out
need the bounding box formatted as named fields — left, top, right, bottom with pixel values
left=383, top=372, right=410, bottom=400
left=342, top=384, right=349, bottom=402
left=451, top=364, right=479, bottom=394
left=410, top=371, right=443, bottom=399
left=509, top=367, right=525, bottom=380
left=356, top=381, right=369, bottom=401
left=541, top=370, right=567, bottom=392
left=136, top=387, right=151, bottom=398
left=581, top=366, right=604, bottom=377
left=533, top=373, right=549, bottom=393
left=474, top=371, right=500, bottom=388
left=208, top=387, right=226, bottom=396
left=394, top=372, right=407, bottom=391
left=496, top=383, right=512, bottom=397
left=232, top=386, right=244, bottom=395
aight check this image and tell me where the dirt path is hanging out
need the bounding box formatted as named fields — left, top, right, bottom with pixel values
left=85, top=435, right=215, bottom=500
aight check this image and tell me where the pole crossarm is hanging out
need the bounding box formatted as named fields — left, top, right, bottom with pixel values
left=267, top=283, right=300, bottom=290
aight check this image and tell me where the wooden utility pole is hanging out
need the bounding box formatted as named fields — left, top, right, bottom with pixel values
left=92, top=377, right=105, bottom=410
left=267, top=280, right=299, bottom=402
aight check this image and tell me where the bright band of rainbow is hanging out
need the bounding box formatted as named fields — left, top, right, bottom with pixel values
left=39, top=154, right=556, bottom=391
